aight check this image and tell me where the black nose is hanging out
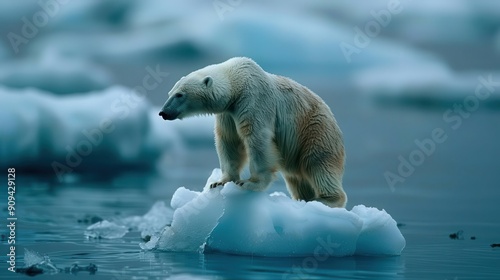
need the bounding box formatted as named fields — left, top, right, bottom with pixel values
left=159, top=111, right=168, bottom=120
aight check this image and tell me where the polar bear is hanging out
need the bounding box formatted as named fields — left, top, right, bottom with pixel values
left=159, top=57, right=346, bottom=207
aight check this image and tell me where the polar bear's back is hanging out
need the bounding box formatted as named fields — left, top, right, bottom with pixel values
left=215, top=57, right=343, bottom=174
left=271, top=75, right=342, bottom=172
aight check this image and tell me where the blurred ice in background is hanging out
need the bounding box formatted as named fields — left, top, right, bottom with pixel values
left=1, top=0, right=499, bottom=181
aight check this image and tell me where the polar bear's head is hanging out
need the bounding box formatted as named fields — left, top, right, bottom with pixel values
left=159, top=74, right=212, bottom=120
left=159, top=58, right=252, bottom=120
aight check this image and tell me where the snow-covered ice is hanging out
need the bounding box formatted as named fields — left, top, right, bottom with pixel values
left=47, top=0, right=134, bottom=31
left=27, top=2, right=443, bottom=75
left=30, top=25, right=204, bottom=63
left=354, top=64, right=500, bottom=106
left=0, top=52, right=112, bottom=94
left=142, top=169, right=405, bottom=257
left=0, top=85, right=155, bottom=172
left=0, top=86, right=214, bottom=175
left=303, top=0, right=500, bottom=44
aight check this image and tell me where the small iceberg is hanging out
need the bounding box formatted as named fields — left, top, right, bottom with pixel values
left=0, top=86, right=215, bottom=177
left=144, top=169, right=406, bottom=257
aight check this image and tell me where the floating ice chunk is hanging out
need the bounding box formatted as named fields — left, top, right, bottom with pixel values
left=19, top=249, right=97, bottom=276
left=354, top=64, right=500, bottom=107
left=0, top=86, right=213, bottom=175
left=23, top=249, right=60, bottom=274
left=0, top=86, right=152, bottom=172
left=140, top=235, right=160, bottom=250
left=0, top=52, right=112, bottom=94
left=150, top=169, right=405, bottom=257
left=305, top=0, right=499, bottom=44
left=30, top=24, right=205, bottom=64
left=48, top=1, right=134, bottom=30
left=122, top=201, right=173, bottom=239
left=354, top=62, right=454, bottom=97
left=29, top=3, right=439, bottom=75
left=168, top=275, right=213, bottom=280
left=84, top=220, right=128, bottom=239
left=126, top=0, right=196, bottom=27
left=23, top=249, right=45, bottom=268
left=80, top=201, right=173, bottom=244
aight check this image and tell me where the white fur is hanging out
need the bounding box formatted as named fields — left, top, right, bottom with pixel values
left=160, top=57, right=346, bottom=207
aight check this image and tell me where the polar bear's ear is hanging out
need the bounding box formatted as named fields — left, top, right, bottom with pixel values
left=203, top=76, right=213, bottom=88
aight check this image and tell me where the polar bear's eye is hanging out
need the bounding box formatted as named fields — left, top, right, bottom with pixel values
left=174, top=93, right=183, bottom=98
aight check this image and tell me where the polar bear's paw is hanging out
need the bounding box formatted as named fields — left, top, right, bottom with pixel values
left=209, top=181, right=226, bottom=189
left=235, top=179, right=268, bottom=192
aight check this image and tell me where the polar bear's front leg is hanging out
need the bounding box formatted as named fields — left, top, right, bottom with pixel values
left=211, top=114, right=247, bottom=189
left=236, top=127, right=277, bottom=192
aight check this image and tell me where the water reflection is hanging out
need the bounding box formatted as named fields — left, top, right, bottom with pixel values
left=138, top=251, right=405, bottom=279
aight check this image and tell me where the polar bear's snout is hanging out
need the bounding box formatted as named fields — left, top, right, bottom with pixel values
left=159, top=111, right=175, bottom=120
left=159, top=94, right=185, bottom=120
left=158, top=108, right=179, bottom=120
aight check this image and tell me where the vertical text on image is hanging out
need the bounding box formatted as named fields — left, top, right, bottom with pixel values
left=6, top=168, right=17, bottom=273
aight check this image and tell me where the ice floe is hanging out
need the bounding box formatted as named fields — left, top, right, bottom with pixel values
left=354, top=64, right=500, bottom=107
left=142, top=169, right=405, bottom=257
left=0, top=51, right=112, bottom=94
left=0, top=86, right=214, bottom=177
